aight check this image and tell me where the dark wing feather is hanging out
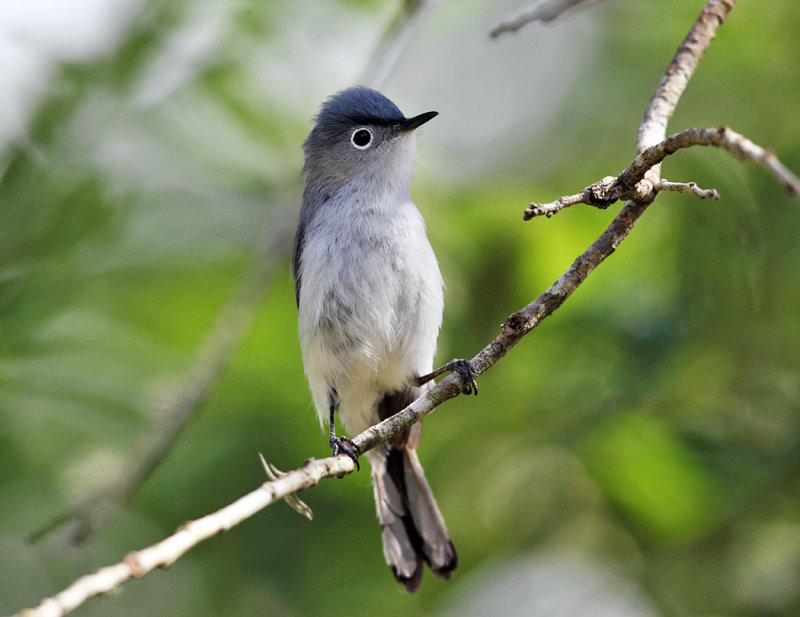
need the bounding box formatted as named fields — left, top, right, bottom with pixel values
left=291, top=215, right=305, bottom=308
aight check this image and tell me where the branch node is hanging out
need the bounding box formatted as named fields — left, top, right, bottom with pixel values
left=586, top=176, right=620, bottom=207
left=124, top=553, right=146, bottom=578
left=502, top=312, right=528, bottom=334
left=633, top=178, right=655, bottom=202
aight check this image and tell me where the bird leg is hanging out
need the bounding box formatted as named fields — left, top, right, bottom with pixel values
left=328, top=405, right=360, bottom=471
left=414, top=359, right=478, bottom=396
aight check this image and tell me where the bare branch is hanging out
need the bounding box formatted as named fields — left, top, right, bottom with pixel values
left=625, top=125, right=800, bottom=195
left=12, top=359, right=470, bottom=617
left=525, top=176, right=618, bottom=219
left=525, top=126, right=800, bottom=219
left=653, top=179, right=719, bottom=200
left=490, top=0, right=603, bottom=38
left=524, top=0, right=740, bottom=221
left=638, top=0, right=738, bottom=153
left=12, top=456, right=354, bottom=617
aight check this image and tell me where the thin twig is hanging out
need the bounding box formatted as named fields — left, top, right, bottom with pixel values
left=525, top=176, right=618, bottom=218
left=624, top=125, right=800, bottom=194
left=490, top=0, right=602, bottom=38
left=12, top=456, right=354, bottom=617
left=653, top=179, right=719, bottom=200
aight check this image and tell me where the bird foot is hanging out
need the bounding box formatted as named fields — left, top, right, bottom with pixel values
left=414, top=358, right=479, bottom=395
left=448, top=359, right=479, bottom=396
left=329, top=435, right=360, bottom=471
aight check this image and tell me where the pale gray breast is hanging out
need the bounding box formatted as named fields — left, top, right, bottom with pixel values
left=300, top=195, right=437, bottom=364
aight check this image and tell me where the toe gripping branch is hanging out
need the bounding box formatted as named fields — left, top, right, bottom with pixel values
left=325, top=358, right=478, bottom=474
left=329, top=435, right=360, bottom=471
left=449, top=359, right=479, bottom=396
left=415, top=358, right=479, bottom=396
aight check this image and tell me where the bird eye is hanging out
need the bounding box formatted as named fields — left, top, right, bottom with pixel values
left=351, top=128, right=373, bottom=149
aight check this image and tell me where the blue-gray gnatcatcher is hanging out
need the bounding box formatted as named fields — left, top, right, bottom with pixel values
left=292, top=87, right=477, bottom=591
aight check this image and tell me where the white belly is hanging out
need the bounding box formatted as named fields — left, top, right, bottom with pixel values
left=297, top=198, right=443, bottom=434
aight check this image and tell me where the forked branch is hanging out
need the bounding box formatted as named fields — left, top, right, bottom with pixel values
left=525, top=126, right=800, bottom=219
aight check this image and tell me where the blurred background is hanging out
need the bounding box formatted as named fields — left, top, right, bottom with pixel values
left=1, top=0, right=799, bottom=615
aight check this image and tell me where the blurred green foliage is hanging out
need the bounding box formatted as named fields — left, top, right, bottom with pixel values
left=1, top=1, right=799, bottom=616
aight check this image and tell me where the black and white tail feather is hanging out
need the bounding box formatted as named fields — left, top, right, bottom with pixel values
left=369, top=390, right=457, bottom=591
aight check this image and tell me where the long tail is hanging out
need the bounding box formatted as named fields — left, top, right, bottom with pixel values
left=366, top=440, right=458, bottom=592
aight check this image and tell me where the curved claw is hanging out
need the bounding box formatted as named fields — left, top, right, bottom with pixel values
left=329, top=435, right=360, bottom=471
left=450, top=359, right=478, bottom=396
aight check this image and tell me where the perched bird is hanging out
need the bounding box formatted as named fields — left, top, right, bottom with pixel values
left=292, top=86, right=476, bottom=592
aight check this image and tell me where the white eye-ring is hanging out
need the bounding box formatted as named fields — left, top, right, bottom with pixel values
left=350, top=128, right=373, bottom=150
